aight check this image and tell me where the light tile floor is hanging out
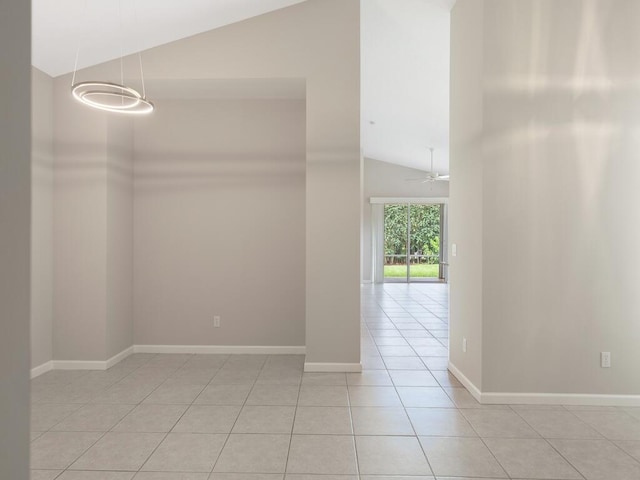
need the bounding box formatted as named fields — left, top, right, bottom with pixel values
left=30, top=283, right=640, bottom=479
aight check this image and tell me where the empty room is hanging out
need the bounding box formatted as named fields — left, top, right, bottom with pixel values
left=1, top=1, right=640, bottom=479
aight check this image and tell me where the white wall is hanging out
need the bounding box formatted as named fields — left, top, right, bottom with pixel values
left=0, top=0, right=31, bottom=476
left=450, top=0, right=640, bottom=397
left=362, top=157, right=449, bottom=283
left=133, top=99, right=306, bottom=347
left=31, top=67, right=54, bottom=369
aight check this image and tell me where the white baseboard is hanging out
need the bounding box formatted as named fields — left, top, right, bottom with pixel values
left=482, top=391, right=640, bottom=407
left=30, top=345, right=304, bottom=377
left=49, top=346, right=135, bottom=372
left=448, top=361, right=640, bottom=407
left=447, top=361, right=482, bottom=402
left=133, top=345, right=306, bottom=355
left=53, top=360, right=109, bottom=370
left=30, top=361, right=54, bottom=379
left=304, top=362, right=362, bottom=373
left=106, top=346, right=134, bottom=369
left=33, top=346, right=369, bottom=377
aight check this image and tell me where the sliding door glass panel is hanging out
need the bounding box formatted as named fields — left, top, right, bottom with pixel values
left=409, top=204, right=441, bottom=282
left=384, top=204, right=408, bottom=282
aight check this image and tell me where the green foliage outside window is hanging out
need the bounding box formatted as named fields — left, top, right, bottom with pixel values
left=384, top=204, right=440, bottom=265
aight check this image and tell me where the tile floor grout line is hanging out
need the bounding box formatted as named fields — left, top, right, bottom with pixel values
left=35, top=284, right=640, bottom=479
left=208, top=353, right=271, bottom=476
left=363, top=311, right=436, bottom=477
left=45, top=353, right=160, bottom=476
left=281, top=366, right=303, bottom=478
left=446, top=389, right=513, bottom=480
left=373, top=284, right=493, bottom=479
left=91, top=353, right=190, bottom=475
left=134, top=352, right=226, bottom=477
left=346, top=374, right=362, bottom=480
left=511, top=406, right=590, bottom=480
left=32, top=402, right=83, bottom=437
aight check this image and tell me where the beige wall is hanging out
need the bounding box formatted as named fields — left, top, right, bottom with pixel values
left=449, top=0, right=485, bottom=390
left=0, top=0, right=31, bottom=476
left=450, top=0, right=640, bottom=396
left=53, top=81, right=134, bottom=361
left=362, top=157, right=449, bottom=283
left=482, top=0, right=640, bottom=395
left=141, top=0, right=360, bottom=365
left=133, top=99, right=306, bottom=347
left=31, top=67, right=54, bottom=368
left=106, top=117, right=134, bottom=358
left=53, top=0, right=361, bottom=366
left=53, top=77, right=109, bottom=361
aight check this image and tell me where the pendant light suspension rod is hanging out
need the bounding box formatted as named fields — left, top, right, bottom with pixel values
left=133, top=0, right=147, bottom=99
left=70, top=0, right=154, bottom=115
left=71, top=0, right=88, bottom=88
left=71, top=45, right=80, bottom=88
left=138, top=52, right=147, bottom=99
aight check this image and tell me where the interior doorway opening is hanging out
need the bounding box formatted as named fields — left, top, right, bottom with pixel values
left=383, top=203, right=447, bottom=283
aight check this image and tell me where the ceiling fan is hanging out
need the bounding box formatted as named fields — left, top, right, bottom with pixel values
left=406, top=147, right=449, bottom=183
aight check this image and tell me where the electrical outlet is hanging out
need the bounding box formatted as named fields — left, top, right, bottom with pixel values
left=601, top=352, right=611, bottom=368
left=463, top=338, right=467, bottom=353
left=214, top=315, right=221, bottom=328
left=452, top=243, right=457, bottom=257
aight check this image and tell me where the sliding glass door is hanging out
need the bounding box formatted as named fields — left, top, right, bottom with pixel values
left=383, top=204, right=409, bottom=281
left=409, top=204, right=441, bottom=281
left=384, top=203, right=443, bottom=283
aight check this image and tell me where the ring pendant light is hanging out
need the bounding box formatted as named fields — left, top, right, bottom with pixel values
left=71, top=0, right=154, bottom=115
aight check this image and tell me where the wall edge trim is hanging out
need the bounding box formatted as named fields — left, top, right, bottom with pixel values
left=105, top=346, right=135, bottom=369
left=448, top=361, right=482, bottom=402
left=369, top=196, right=449, bottom=205
left=481, top=391, right=640, bottom=407
left=30, top=360, right=54, bottom=379
left=50, top=346, right=134, bottom=371
left=133, top=345, right=306, bottom=355
left=304, top=362, right=362, bottom=373
left=52, top=360, right=107, bottom=371
left=448, top=361, right=640, bottom=406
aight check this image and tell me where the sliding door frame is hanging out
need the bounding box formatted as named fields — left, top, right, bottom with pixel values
left=371, top=197, right=449, bottom=284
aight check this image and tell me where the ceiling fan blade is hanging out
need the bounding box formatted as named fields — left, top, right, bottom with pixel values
left=437, top=175, right=450, bottom=181
left=405, top=177, right=426, bottom=182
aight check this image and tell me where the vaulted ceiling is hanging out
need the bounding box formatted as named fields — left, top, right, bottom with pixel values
left=32, top=0, right=307, bottom=77
left=32, top=0, right=452, bottom=173
left=362, top=0, right=453, bottom=173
